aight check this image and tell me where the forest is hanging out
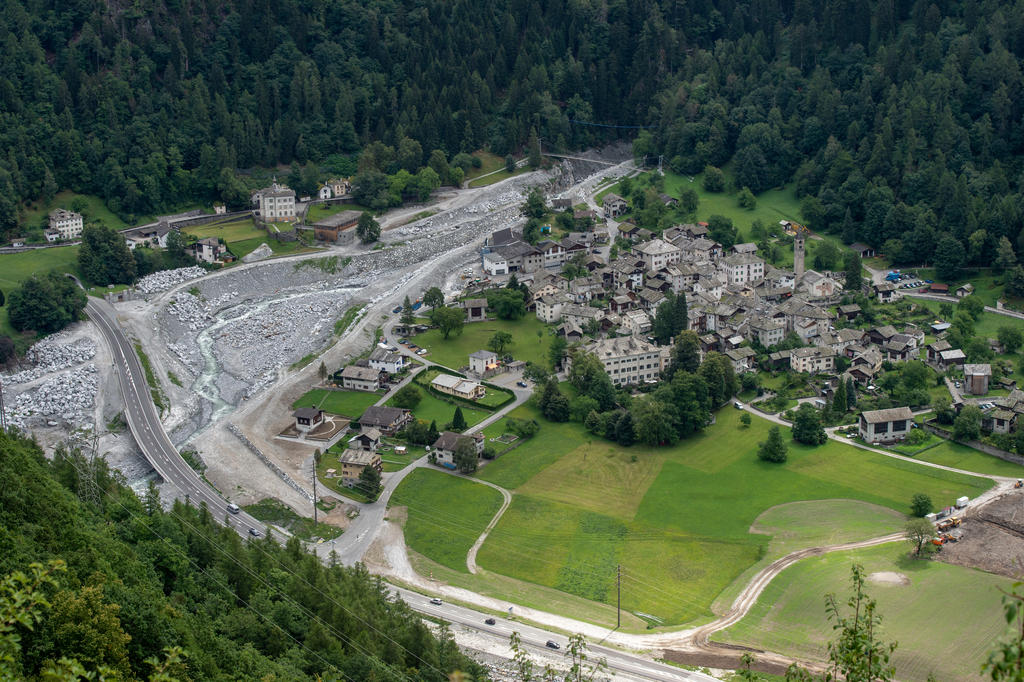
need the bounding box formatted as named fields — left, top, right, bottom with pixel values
left=0, top=429, right=484, bottom=680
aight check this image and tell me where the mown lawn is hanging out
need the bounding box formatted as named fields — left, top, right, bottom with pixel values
left=472, top=407, right=990, bottom=626
left=387, top=389, right=489, bottom=430
left=411, top=316, right=554, bottom=370
left=184, top=218, right=264, bottom=242
left=306, top=203, right=369, bottom=222
left=911, top=440, right=1024, bottom=478
left=0, top=245, right=82, bottom=342
left=714, top=543, right=1012, bottom=682
left=228, top=236, right=317, bottom=260
left=292, top=388, right=381, bottom=418
left=390, top=468, right=503, bottom=572
left=913, top=298, right=1024, bottom=337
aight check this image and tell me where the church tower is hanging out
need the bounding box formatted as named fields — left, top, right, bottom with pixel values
left=794, top=231, right=806, bottom=278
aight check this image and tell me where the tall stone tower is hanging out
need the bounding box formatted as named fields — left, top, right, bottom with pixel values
left=794, top=232, right=806, bottom=278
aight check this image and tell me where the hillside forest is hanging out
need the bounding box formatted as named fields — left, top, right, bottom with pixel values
left=0, top=0, right=1022, bottom=277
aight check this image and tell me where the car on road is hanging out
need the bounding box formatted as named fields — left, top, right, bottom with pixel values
left=226, top=503, right=240, bottom=514
left=485, top=618, right=496, bottom=625
left=248, top=528, right=261, bottom=537
left=430, top=598, right=443, bottom=605
left=545, top=641, right=560, bottom=650
left=516, top=381, right=528, bottom=388
left=392, top=306, right=402, bottom=313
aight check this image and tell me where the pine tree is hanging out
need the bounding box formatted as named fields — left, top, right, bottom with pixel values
left=833, top=380, right=848, bottom=417
left=758, top=426, right=788, bottom=463
left=427, top=420, right=439, bottom=443
left=846, top=377, right=858, bottom=409
left=401, top=296, right=415, bottom=324
left=451, top=405, right=467, bottom=431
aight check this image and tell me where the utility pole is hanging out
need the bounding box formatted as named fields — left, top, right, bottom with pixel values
left=614, top=561, right=622, bottom=626
left=312, top=449, right=320, bottom=529
left=0, top=375, right=6, bottom=430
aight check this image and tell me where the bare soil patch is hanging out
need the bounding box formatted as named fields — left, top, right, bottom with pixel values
left=938, top=489, right=1024, bottom=579
left=660, top=647, right=794, bottom=678
left=867, top=571, right=910, bottom=586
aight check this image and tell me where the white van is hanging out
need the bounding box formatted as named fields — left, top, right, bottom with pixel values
left=226, top=503, right=240, bottom=514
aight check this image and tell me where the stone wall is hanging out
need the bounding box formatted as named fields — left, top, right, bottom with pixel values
left=226, top=423, right=315, bottom=502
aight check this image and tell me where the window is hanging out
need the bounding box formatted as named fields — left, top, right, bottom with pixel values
left=874, top=422, right=889, bottom=434
left=892, top=420, right=907, bottom=432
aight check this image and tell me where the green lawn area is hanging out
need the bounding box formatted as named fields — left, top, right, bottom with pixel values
left=244, top=498, right=342, bottom=542
left=306, top=203, right=369, bottom=222
left=463, top=151, right=509, bottom=183
left=20, top=191, right=128, bottom=231
left=912, top=298, right=1024, bottom=338
left=0, top=245, right=83, bottom=342
left=387, top=389, right=489, bottom=430
left=292, top=388, right=381, bottom=418
left=378, top=441, right=426, bottom=472
left=411, top=316, right=553, bottom=370
left=713, top=543, right=1013, bottom=682
left=228, top=236, right=317, bottom=260
left=184, top=218, right=265, bottom=242
left=390, top=468, right=503, bottom=572
left=455, top=407, right=994, bottom=627
left=911, top=439, right=1024, bottom=478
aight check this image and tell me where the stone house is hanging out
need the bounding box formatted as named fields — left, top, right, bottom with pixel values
left=859, top=407, right=913, bottom=444
left=964, top=364, right=991, bottom=395
left=432, top=431, right=485, bottom=467
left=358, top=406, right=413, bottom=435
left=340, top=365, right=382, bottom=392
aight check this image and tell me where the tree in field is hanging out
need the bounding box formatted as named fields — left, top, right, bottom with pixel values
left=391, top=384, right=421, bottom=409
left=358, top=464, right=382, bottom=496
left=538, top=378, right=570, bottom=422
left=631, top=397, right=676, bottom=446
left=548, top=335, right=568, bottom=369
left=450, top=405, right=467, bottom=431
left=953, top=404, right=983, bottom=441
left=317, top=361, right=327, bottom=382
left=356, top=212, right=380, bottom=243
left=431, top=306, right=465, bottom=339
left=453, top=437, right=478, bottom=474
left=702, top=165, right=725, bottom=192
left=614, top=410, right=635, bottom=446
left=792, top=404, right=827, bottom=445
left=758, top=426, right=788, bottom=463
left=740, top=413, right=752, bottom=428
left=843, top=251, right=862, bottom=292
left=7, top=272, right=87, bottom=334
left=400, top=296, right=415, bottom=324
left=488, top=331, right=513, bottom=355
left=423, top=287, right=445, bottom=309
left=999, top=327, right=1024, bottom=353
left=737, top=186, right=756, bottom=210
left=486, top=288, right=526, bottom=319
left=522, top=188, right=546, bottom=219
left=826, top=565, right=897, bottom=680
left=910, top=493, right=933, bottom=517
left=906, top=518, right=936, bottom=558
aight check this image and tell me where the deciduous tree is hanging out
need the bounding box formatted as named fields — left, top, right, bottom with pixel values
left=432, top=306, right=465, bottom=339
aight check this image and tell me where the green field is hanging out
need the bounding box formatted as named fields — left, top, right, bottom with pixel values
left=20, top=191, right=129, bottom=231
left=387, top=389, right=488, bottom=430
left=390, top=468, right=503, bottom=571
left=228, top=236, right=316, bottom=260
left=0, top=245, right=82, bottom=341
left=714, top=543, right=1012, bottom=682
left=910, top=440, right=1024, bottom=478
left=409, top=406, right=992, bottom=627
left=913, top=298, right=1024, bottom=337
left=411, top=316, right=553, bottom=370
left=306, top=203, right=368, bottom=222
left=662, top=170, right=803, bottom=239
left=184, top=218, right=264, bottom=242
left=292, top=388, right=380, bottom=418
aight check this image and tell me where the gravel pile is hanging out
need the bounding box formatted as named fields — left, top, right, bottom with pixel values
left=3, top=364, right=98, bottom=429
left=136, top=266, right=207, bottom=294
left=166, top=291, right=239, bottom=331
left=242, top=243, right=273, bottom=262
left=3, top=335, right=96, bottom=385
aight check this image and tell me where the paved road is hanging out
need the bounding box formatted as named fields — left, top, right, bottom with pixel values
left=394, top=587, right=717, bottom=682
left=86, top=297, right=268, bottom=539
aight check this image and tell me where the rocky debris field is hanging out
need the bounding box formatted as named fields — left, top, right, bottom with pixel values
left=242, top=243, right=273, bottom=262
left=4, top=334, right=96, bottom=385
left=3, top=364, right=98, bottom=430
left=136, top=266, right=206, bottom=294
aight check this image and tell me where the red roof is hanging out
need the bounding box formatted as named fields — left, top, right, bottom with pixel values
left=930, top=283, right=949, bottom=292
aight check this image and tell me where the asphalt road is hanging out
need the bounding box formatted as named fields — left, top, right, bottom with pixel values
left=394, top=587, right=717, bottom=682
left=86, top=297, right=268, bottom=539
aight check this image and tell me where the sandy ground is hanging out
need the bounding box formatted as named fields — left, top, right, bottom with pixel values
left=939, top=489, right=1024, bottom=579
left=867, top=571, right=910, bottom=586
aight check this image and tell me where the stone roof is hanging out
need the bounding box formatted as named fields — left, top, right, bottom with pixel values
left=965, top=363, right=992, bottom=376
left=293, top=407, right=321, bottom=419
left=469, top=350, right=496, bottom=360
left=359, top=405, right=410, bottom=426
left=339, top=449, right=377, bottom=466
left=341, top=365, right=380, bottom=381
left=861, top=407, right=914, bottom=423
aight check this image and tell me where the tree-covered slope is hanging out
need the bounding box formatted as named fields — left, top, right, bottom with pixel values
left=0, top=429, right=483, bottom=680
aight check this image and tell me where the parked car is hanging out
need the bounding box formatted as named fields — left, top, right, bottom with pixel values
left=516, top=381, right=528, bottom=388
left=417, top=349, right=428, bottom=355
left=392, top=306, right=402, bottom=313
left=430, top=598, right=443, bottom=605
left=485, top=618, right=496, bottom=625
left=398, top=339, right=408, bottom=344
left=546, top=641, right=560, bottom=650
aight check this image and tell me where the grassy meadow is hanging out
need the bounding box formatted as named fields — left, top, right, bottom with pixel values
left=411, top=316, right=553, bottom=370
left=713, top=543, right=1012, bottom=682
left=292, top=388, right=381, bottom=418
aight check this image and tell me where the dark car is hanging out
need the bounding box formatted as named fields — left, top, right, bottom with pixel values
left=248, top=528, right=261, bottom=537
left=545, top=640, right=560, bottom=650
left=516, top=381, right=528, bottom=388
left=485, top=618, right=496, bottom=625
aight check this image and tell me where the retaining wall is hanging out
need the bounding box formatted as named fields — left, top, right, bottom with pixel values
left=227, top=423, right=315, bottom=502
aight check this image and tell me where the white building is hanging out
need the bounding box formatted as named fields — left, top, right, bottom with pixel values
left=634, top=238, right=682, bottom=271
left=318, top=185, right=332, bottom=200
left=253, top=182, right=296, bottom=221
left=368, top=347, right=405, bottom=374
left=722, top=253, right=765, bottom=285
left=859, top=407, right=913, bottom=444
left=430, top=373, right=485, bottom=400
left=48, top=208, right=83, bottom=240
left=789, top=346, right=835, bottom=374
left=569, top=336, right=669, bottom=387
